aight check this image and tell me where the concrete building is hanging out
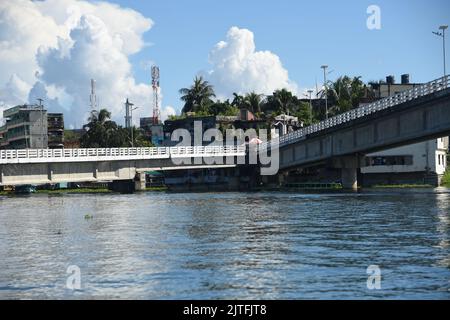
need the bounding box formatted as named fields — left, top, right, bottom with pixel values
left=47, top=113, right=64, bottom=149
left=362, top=138, right=448, bottom=186
left=0, top=105, right=48, bottom=149
left=140, top=117, right=164, bottom=146
left=0, top=105, right=64, bottom=149
left=361, top=75, right=448, bottom=186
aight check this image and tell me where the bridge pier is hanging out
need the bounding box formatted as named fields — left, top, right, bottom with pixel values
left=341, top=168, right=358, bottom=191
left=332, top=155, right=360, bottom=191
left=134, top=172, right=146, bottom=191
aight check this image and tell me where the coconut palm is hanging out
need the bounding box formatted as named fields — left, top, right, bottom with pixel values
left=179, top=76, right=216, bottom=114
left=244, top=92, right=264, bottom=114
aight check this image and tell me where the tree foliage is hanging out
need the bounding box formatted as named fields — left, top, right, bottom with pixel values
left=80, top=109, right=152, bottom=148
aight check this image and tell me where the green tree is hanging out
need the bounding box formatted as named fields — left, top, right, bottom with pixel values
left=179, top=76, right=216, bottom=114
left=323, top=76, right=368, bottom=116
left=208, top=99, right=239, bottom=116
left=244, top=92, right=264, bottom=114
left=80, top=109, right=152, bottom=148
left=263, top=89, right=298, bottom=115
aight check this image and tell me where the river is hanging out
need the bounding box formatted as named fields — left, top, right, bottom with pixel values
left=0, top=189, right=449, bottom=299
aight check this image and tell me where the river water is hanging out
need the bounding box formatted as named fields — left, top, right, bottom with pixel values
left=0, top=189, right=449, bottom=299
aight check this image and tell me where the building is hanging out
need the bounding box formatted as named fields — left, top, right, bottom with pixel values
left=47, top=113, right=64, bottom=148
left=361, top=74, right=448, bottom=186
left=140, top=117, right=164, bottom=146
left=0, top=104, right=48, bottom=149
left=0, top=105, right=64, bottom=149
left=162, top=110, right=268, bottom=146
left=272, top=114, right=301, bottom=136
left=362, top=138, right=448, bottom=186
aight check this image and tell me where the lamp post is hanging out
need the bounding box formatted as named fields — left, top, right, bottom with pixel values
left=130, top=105, right=139, bottom=147
left=303, top=89, right=314, bottom=124
left=37, top=98, right=44, bottom=149
left=433, top=25, right=448, bottom=77
left=307, top=89, right=313, bottom=123
left=321, top=65, right=329, bottom=119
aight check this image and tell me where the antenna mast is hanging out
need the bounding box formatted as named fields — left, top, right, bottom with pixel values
left=151, top=65, right=160, bottom=124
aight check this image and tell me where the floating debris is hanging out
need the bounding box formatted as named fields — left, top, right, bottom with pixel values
left=84, top=214, right=93, bottom=220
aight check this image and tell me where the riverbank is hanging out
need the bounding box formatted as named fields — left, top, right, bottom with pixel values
left=371, top=184, right=434, bottom=188
left=442, top=169, right=450, bottom=187
left=0, top=186, right=168, bottom=196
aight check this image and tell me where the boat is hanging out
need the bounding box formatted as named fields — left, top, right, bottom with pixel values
left=14, top=185, right=37, bottom=194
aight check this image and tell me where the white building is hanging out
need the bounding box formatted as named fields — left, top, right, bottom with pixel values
left=360, top=74, right=448, bottom=186
left=361, top=138, right=448, bottom=186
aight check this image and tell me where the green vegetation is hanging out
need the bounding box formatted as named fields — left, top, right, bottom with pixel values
left=176, top=74, right=371, bottom=125
left=36, top=188, right=112, bottom=194
left=144, top=186, right=168, bottom=192
left=1, top=186, right=169, bottom=196
left=81, top=109, right=152, bottom=148
left=371, top=184, right=434, bottom=188
left=442, top=169, right=450, bottom=187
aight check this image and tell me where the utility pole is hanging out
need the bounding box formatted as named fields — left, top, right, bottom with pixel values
left=433, top=25, right=448, bottom=77
left=37, top=98, right=44, bottom=149
left=130, top=105, right=139, bottom=147
left=321, top=65, right=329, bottom=120
left=307, top=89, right=314, bottom=123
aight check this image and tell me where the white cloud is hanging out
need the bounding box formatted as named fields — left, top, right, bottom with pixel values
left=0, top=74, right=32, bottom=106
left=161, top=105, right=176, bottom=121
left=204, top=26, right=299, bottom=99
left=0, top=0, right=155, bottom=127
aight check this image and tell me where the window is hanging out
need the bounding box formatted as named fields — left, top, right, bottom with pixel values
left=365, top=155, right=413, bottom=166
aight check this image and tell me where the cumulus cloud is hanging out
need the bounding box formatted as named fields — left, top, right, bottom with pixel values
left=204, top=27, right=299, bottom=99
left=161, top=105, right=176, bottom=121
left=0, top=0, right=156, bottom=127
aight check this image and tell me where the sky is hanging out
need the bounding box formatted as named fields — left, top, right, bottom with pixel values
left=0, top=0, right=449, bottom=128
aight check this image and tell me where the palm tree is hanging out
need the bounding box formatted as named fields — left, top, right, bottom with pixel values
left=231, top=92, right=245, bottom=109
left=325, top=76, right=367, bottom=115
left=272, top=89, right=296, bottom=115
left=244, top=92, right=263, bottom=114
left=179, top=76, right=216, bottom=114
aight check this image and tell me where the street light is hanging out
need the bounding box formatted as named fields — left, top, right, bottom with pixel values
left=433, top=25, right=448, bottom=77
left=37, top=98, right=44, bottom=149
left=321, top=65, right=329, bottom=119
left=304, top=89, right=314, bottom=124
left=130, top=105, right=139, bottom=147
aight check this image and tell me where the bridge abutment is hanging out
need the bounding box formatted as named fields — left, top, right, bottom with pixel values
left=134, top=172, right=146, bottom=191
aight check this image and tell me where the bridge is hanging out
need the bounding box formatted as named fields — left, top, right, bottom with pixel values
left=261, top=76, right=450, bottom=189
left=0, top=145, right=246, bottom=189
left=1, top=76, right=449, bottom=191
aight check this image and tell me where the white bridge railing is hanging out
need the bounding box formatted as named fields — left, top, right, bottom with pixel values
left=0, top=145, right=246, bottom=164
left=261, top=75, right=450, bottom=150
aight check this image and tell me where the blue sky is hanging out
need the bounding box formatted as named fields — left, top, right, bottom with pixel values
left=0, top=0, right=448, bottom=126
left=114, top=0, right=449, bottom=111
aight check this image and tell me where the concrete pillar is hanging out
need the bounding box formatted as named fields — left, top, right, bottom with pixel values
left=47, top=164, right=53, bottom=183
left=341, top=168, right=358, bottom=191
left=331, top=155, right=360, bottom=191
left=0, top=165, right=3, bottom=185
left=134, top=172, right=146, bottom=191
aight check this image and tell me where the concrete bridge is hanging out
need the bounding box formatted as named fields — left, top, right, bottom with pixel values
left=262, top=76, right=450, bottom=189
left=0, top=145, right=245, bottom=189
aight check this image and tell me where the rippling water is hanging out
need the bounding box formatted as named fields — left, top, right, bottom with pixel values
left=0, top=189, right=449, bottom=299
